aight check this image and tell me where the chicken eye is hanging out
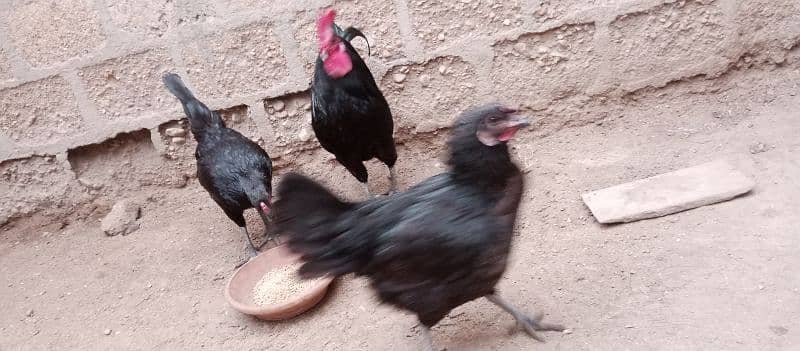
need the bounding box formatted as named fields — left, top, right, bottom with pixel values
left=487, top=116, right=501, bottom=123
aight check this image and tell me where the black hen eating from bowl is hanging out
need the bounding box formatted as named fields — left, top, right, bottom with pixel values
left=163, top=73, right=275, bottom=267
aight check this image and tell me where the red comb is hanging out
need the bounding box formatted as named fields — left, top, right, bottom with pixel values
left=317, top=8, right=336, bottom=38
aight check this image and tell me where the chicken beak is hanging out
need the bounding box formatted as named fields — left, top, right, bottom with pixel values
left=333, top=23, right=346, bottom=39
left=508, top=116, right=532, bottom=129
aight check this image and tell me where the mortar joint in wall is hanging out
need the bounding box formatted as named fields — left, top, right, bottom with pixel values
left=392, top=0, right=424, bottom=59
left=61, top=70, right=103, bottom=127
left=246, top=98, right=272, bottom=141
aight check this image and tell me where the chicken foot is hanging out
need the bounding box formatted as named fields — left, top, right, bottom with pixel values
left=233, top=226, right=260, bottom=269
left=485, top=294, right=564, bottom=341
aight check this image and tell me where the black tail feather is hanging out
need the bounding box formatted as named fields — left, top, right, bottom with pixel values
left=162, top=73, right=223, bottom=136
left=163, top=73, right=196, bottom=102
left=333, top=24, right=370, bottom=56
left=274, top=173, right=359, bottom=277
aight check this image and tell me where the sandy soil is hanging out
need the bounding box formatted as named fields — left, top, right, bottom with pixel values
left=1, top=65, right=799, bottom=350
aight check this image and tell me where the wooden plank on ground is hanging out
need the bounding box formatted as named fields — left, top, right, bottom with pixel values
left=581, top=160, right=755, bottom=224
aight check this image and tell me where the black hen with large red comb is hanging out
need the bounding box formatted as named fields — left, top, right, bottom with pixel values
left=311, top=8, right=398, bottom=197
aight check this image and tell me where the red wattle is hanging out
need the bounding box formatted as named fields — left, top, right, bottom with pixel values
left=498, top=128, right=518, bottom=142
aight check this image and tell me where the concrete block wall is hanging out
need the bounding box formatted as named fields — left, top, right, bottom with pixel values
left=1, top=0, right=799, bottom=223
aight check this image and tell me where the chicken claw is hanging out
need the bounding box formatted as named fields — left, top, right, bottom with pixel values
left=241, top=227, right=260, bottom=257
left=486, top=294, right=564, bottom=342
left=515, top=311, right=565, bottom=341
left=234, top=232, right=260, bottom=269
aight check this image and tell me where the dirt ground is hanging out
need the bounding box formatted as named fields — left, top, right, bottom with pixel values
left=2, top=64, right=800, bottom=350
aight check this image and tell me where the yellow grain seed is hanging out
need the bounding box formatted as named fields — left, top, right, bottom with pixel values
left=251, top=263, right=321, bottom=306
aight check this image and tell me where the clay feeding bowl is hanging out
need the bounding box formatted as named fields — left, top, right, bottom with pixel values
left=225, top=244, right=334, bottom=321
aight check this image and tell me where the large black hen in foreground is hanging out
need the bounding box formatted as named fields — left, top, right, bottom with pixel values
left=163, top=73, right=274, bottom=267
left=311, top=9, right=397, bottom=197
left=274, top=104, right=564, bottom=350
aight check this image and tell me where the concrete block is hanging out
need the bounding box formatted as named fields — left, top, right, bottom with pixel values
left=174, top=0, right=218, bottom=25
left=0, top=76, right=84, bottom=146
left=608, top=1, right=727, bottom=83
left=221, top=0, right=323, bottom=13
left=408, top=0, right=524, bottom=49
left=80, top=49, right=176, bottom=120
left=381, top=56, right=478, bottom=133
left=219, top=0, right=277, bottom=13
left=0, top=155, right=77, bottom=221
left=107, top=0, right=174, bottom=38
left=7, top=0, right=106, bottom=67
left=264, top=91, right=313, bottom=148
left=491, top=23, right=599, bottom=109
left=291, top=0, right=405, bottom=75
left=582, top=160, right=755, bottom=224
left=532, top=0, right=613, bottom=23
left=181, top=21, right=288, bottom=100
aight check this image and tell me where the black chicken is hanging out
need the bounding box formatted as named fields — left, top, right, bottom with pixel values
left=311, top=8, right=397, bottom=197
left=163, top=73, right=275, bottom=267
left=274, top=104, right=564, bottom=350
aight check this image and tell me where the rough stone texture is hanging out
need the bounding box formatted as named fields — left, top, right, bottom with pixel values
left=100, top=199, right=141, bottom=236
left=0, top=49, right=13, bottom=82
left=0, top=156, right=80, bottom=223
left=157, top=119, right=197, bottom=163
left=608, top=1, right=727, bottom=84
left=382, top=57, right=479, bottom=133
left=106, top=0, right=175, bottom=38
left=408, top=0, right=524, bottom=49
left=181, top=21, right=288, bottom=100
left=0, top=76, right=83, bottom=146
left=492, top=23, right=599, bottom=109
left=174, top=0, right=219, bottom=25
left=532, top=0, right=610, bottom=23
left=581, top=160, right=756, bottom=224
left=80, top=49, right=176, bottom=120
left=219, top=105, right=262, bottom=142
left=220, top=0, right=315, bottom=13
left=734, top=0, right=800, bottom=64
left=264, top=91, right=314, bottom=150
left=6, top=0, right=106, bottom=67
left=292, top=0, right=405, bottom=74
left=67, top=129, right=187, bottom=195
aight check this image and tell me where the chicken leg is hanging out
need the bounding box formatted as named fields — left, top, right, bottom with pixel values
left=257, top=207, right=279, bottom=247
left=485, top=294, right=564, bottom=341
left=234, top=226, right=260, bottom=268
